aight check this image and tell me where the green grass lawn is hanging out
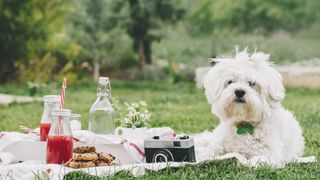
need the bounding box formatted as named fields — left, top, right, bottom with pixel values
left=0, top=80, right=319, bottom=179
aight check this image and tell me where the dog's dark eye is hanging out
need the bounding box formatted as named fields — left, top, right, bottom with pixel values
left=249, top=81, right=256, bottom=87
left=227, top=80, right=233, bottom=85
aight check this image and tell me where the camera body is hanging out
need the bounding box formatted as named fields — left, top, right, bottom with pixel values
left=144, top=135, right=196, bottom=163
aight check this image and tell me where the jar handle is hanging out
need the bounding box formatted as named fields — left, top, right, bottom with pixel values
left=114, top=127, right=123, bottom=136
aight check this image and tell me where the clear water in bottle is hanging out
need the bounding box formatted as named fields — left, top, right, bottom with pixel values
left=89, top=109, right=114, bottom=134
left=89, top=77, right=115, bottom=134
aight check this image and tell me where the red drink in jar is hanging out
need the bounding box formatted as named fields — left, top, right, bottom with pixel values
left=46, top=135, right=73, bottom=164
left=40, top=123, right=51, bottom=141
left=40, top=95, right=60, bottom=141
left=46, top=109, right=73, bottom=164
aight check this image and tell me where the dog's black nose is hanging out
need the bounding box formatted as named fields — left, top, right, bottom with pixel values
left=235, top=89, right=246, bottom=98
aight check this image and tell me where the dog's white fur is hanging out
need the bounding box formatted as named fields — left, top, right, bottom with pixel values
left=202, top=50, right=304, bottom=167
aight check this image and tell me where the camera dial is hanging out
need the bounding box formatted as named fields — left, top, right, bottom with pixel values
left=179, top=135, right=189, bottom=140
left=152, top=149, right=174, bottom=163
left=153, top=136, right=160, bottom=140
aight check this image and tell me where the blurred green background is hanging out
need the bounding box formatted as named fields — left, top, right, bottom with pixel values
left=1, top=0, right=320, bottom=87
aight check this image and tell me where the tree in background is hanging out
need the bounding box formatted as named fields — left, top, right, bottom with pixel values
left=0, top=0, right=40, bottom=82
left=68, top=0, right=128, bottom=80
left=1, top=0, right=320, bottom=83
left=126, top=0, right=185, bottom=73
left=189, top=0, right=320, bottom=35
left=0, top=0, right=68, bottom=83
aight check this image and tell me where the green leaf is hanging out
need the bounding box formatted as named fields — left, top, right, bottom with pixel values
left=236, top=122, right=254, bottom=135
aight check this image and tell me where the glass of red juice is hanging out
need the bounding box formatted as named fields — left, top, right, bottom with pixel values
left=46, top=109, right=73, bottom=164
left=40, top=95, right=61, bottom=141
left=47, top=135, right=73, bottom=164
left=40, top=123, right=51, bottom=141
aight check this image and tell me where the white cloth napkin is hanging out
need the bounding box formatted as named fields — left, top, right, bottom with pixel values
left=0, top=127, right=176, bottom=165
left=0, top=152, right=16, bottom=164
left=0, top=131, right=39, bottom=164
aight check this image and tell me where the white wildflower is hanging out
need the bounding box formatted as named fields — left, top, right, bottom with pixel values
left=119, top=101, right=151, bottom=128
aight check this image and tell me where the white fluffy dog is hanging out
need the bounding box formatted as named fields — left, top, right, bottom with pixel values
left=202, top=50, right=304, bottom=167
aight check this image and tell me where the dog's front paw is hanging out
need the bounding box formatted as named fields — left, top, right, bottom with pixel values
left=249, top=156, right=285, bottom=168
left=195, top=146, right=217, bottom=161
left=249, top=156, right=269, bottom=167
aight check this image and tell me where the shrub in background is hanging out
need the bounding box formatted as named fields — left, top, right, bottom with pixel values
left=16, top=53, right=57, bottom=83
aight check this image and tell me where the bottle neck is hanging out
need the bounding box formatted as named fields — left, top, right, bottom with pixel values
left=49, top=116, right=72, bottom=136
left=41, top=102, right=60, bottom=123
left=96, top=94, right=112, bottom=105
left=97, top=84, right=111, bottom=101
left=97, top=83, right=111, bottom=99
left=97, top=92, right=109, bottom=97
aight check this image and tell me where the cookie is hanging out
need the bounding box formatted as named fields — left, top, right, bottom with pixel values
left=97, top=152, right=115, bottom=163
left=73, top=146, right=96, bottom=154
left=69, top=161, right=95, bottom=168
left=95, top=161, right=111, bottom=167
left=73, top=153, right=98, bottom=161
left=63, top=159, right=72, bottom=167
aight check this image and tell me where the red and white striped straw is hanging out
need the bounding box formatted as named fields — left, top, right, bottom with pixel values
left=19, top=125, right=40, bottom=136
left=19, top=125, right=82, bottom=142
left=60, top=78, right=67, bottom=109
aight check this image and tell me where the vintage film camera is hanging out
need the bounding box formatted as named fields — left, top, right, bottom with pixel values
left=144, top=135, right=196, bottom=163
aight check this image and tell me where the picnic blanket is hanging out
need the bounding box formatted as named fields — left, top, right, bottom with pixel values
left=0, top=129, right=316, bottom=179
left=0, top=127, right=176, bottom=164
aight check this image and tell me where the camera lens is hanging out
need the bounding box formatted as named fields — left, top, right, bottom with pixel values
left=152, top=149, right=174, bottom=163
left=155, top=154, right=167, bottom=162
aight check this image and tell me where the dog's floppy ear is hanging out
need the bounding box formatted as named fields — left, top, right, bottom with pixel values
left=252, top=52, right=284, bottom=103
left=203, top=70, right=224, bottom=105
left=267, top=73, right=285, bottom=103
left=264, top=67, right=285, bottom=105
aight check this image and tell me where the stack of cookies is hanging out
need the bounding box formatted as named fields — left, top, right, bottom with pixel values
left=64, top=146, right=115, bottom=168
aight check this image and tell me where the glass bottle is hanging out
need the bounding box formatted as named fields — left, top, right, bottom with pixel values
left=89, top=77, right=115, bottom=134
left=40, top=95, right=61, bottom=141
left=70, top=113, right=81, bottom=131
left=46, top=109, right=73, bottom=164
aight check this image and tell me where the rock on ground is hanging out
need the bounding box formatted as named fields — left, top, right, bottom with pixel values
left=0, top=94, right=42, bottom=106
